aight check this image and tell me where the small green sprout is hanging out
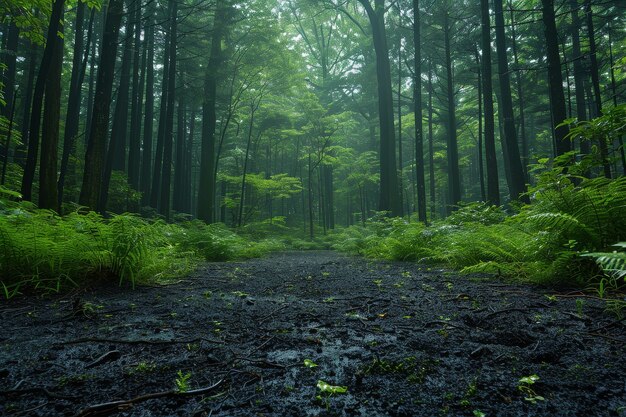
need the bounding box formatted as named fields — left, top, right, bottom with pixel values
left=518, top=374, right=545, bottom=404
left=316, top=380, right=348, bottom=409
left=175, top=370, right=192, bottom=393
left=304, top=359, right=318, bottom=368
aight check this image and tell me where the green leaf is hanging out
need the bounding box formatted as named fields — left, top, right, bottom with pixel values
left=303, top=359, right=318, bottom=368
left=316, top=380, right=347, bottom=394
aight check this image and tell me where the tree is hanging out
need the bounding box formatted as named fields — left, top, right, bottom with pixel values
left=356, top=0, right=402, bottom=216
left=493, top=0, right=527, bottom=202
left=541, top=0, right=571, bottom=157
left=21, top=0, right=66, bottom=202
left=413, top=0, right=427, bottom=222
left=79, top=0, right=124, bottom=211
left=480, top=0, right=499, bottom=206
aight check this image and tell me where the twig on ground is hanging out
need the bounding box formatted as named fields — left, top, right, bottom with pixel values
left=75, top=379, right=225, bottom=417
left=56, top=337, right=224, bottom=346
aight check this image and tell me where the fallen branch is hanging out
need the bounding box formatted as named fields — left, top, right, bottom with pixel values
left=57, top=337, right=223, bottom=346
left=75, top=379, right=224, bottom=417
left=0, top=386, right=78, bottom=400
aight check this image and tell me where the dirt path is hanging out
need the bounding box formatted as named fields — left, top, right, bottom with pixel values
left=1, top=251, right=624, bottom=416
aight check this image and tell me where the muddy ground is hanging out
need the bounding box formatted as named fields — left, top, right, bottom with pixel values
left=1, top=251, right=625, bottom=416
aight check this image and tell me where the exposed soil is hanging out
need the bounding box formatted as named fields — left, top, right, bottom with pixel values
left=1, top=251, right=625, bottom=417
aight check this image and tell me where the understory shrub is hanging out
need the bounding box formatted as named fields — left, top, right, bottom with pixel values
left=333, top=175, right=626, bottom=287
left=0, top=201, right=281, bottom=298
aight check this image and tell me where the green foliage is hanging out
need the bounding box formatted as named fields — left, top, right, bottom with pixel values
left=0, top=201, right=281, bottom=298
left=332, top=172, right=626, bottom=287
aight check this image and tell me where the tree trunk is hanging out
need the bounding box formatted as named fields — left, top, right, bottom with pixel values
left=21, top=0, right=65, bottom=201
left=443, top=11, right=461, bottom=212
left=413, top=0, right=427, bottom=223
left=508, top=0, right=528, bottom=180
left=159, top=0, right=178, bottom=221
left=542, top=0, right=571, bottom=157
left=198, top=0, right=226, bottom=222
left=480, top=0, right=500, bottom=206
left=584, top=0, right=611, bottom=178
left=173, top=74, right=186, bottom=213
left=493, top=0, right=527, bottom=203
left=357, top=0, right=401, bottom=216
left=39, top=17, right=64, bottom=210
left=607, top=22, right=626, bottom=174
left=58, top=5, right=94, bottom=206
left=79, top=0, right=124, bottom=210
left=17, top=40, right=38, bottom=167
left=140, top=6, right=155, bottom=205
left=150, top=18, right=171, bottom=209
left=1, top=22, right=19, bottom=121
left=570, top=0, right=590, bottom=155
left=128, top=0, right=143, bottom=190
left=427, top=59, right=435, bottom=218
left=474, top=46, right=486, bottom=202
left=100, top=3, right=133, bottom=212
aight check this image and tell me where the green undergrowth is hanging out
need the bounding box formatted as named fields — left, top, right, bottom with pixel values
left=332, top=172, right=626, bottom=290
left=0, top=196, right=282, bottom=299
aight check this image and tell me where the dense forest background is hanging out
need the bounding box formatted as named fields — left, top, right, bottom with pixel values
left=0, top=0, right=625, bottom=296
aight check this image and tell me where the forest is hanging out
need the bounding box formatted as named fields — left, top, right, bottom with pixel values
left=0, top=0, right=625, bottom=416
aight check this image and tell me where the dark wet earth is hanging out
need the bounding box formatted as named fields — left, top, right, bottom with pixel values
left=1, top=251, right=625, bottom=416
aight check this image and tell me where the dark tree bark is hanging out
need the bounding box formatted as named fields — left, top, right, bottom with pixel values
left=608, top=22, right=626, bottom=174
left=443, top=11, right=461, bottom=212
left=58, top=5, right=95, bottom=206
left=17, top=40, right=38, bottom=167
left=39, top=17, right=64, bottom=210
left=427, top=59, right=435, bottom=218
left=79, top=0, right=124, bottom=210
left=140, top=6, right=155, bottom=205
left=413, top=0, right=427, bottom=223
left=128, top=0, right=143, bottom=190
left=585, top=0, right=611, bottom=178
left=542, top=0, right=571, bottom=157
left=493, top=0, right=528, bottom=203
left=570, top=0, right=590, bottom=155
left=198, top=0, right=226, bottom=223
left=173, top=74, right=186, bottom=213
left=477, top=11, right=497, bottom=204
left=474, top=46, right=486, bottom=202
left=100, top=3, right=133, bottom=212
left=21, top=0, right=65, bottom=201
left=110, top=6, right=133, bottom=174
left=150, top=15, right=171, bottom=209
left=357, top=0, right=401, bottom=217
left=508, top=1, right=528, bottom=179
left=159, top=0, right=178, bottom=220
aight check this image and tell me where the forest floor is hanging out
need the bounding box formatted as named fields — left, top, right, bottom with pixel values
left=1, top=251, right=625, bottom=417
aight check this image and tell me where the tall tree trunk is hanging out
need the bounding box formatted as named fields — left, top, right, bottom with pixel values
left=427, top=59, right=435, bottom=218
left=100, top=3, right=133, bottom=211
left=110, top=6, right=133, bottom=174
left=474, top=46, right=486, bottom=202
left=150, top=19, right=171, bottom=208
left=128, top=0, right=143, bottom=190
left=542, top=0, right=571, bottom=157
left=607, top=22, right=626, bottom=174
left=140, top=6, right=155, bottom=205
left=173, top=74, right=186, bottom=213
left=584, top=0, right=611, bottom=178
left=79, top=0, right=124, bottom=210
left=357, top=0, right=401, bottom=216
left=39, top=17, right=64, bottom=210
left=198, top=0, right=226, bottom=222
left=58, top=5, right=94, bottom=206
left=159, top=0, right=178, bottom=221
left=493, top=0, right=527, bottom=202
left=413, top=0, right=427, bottom=223
left=397, top=37, right=404, bottom=217
left=508, top=0, right=528, bottom=180
left=443, top=11, right=461, bottom=212
left=21, top=0, right=65, bottom=202
left=17, top=40, right=38, bottom=167
left=570, top=0, right=590, bottom=155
